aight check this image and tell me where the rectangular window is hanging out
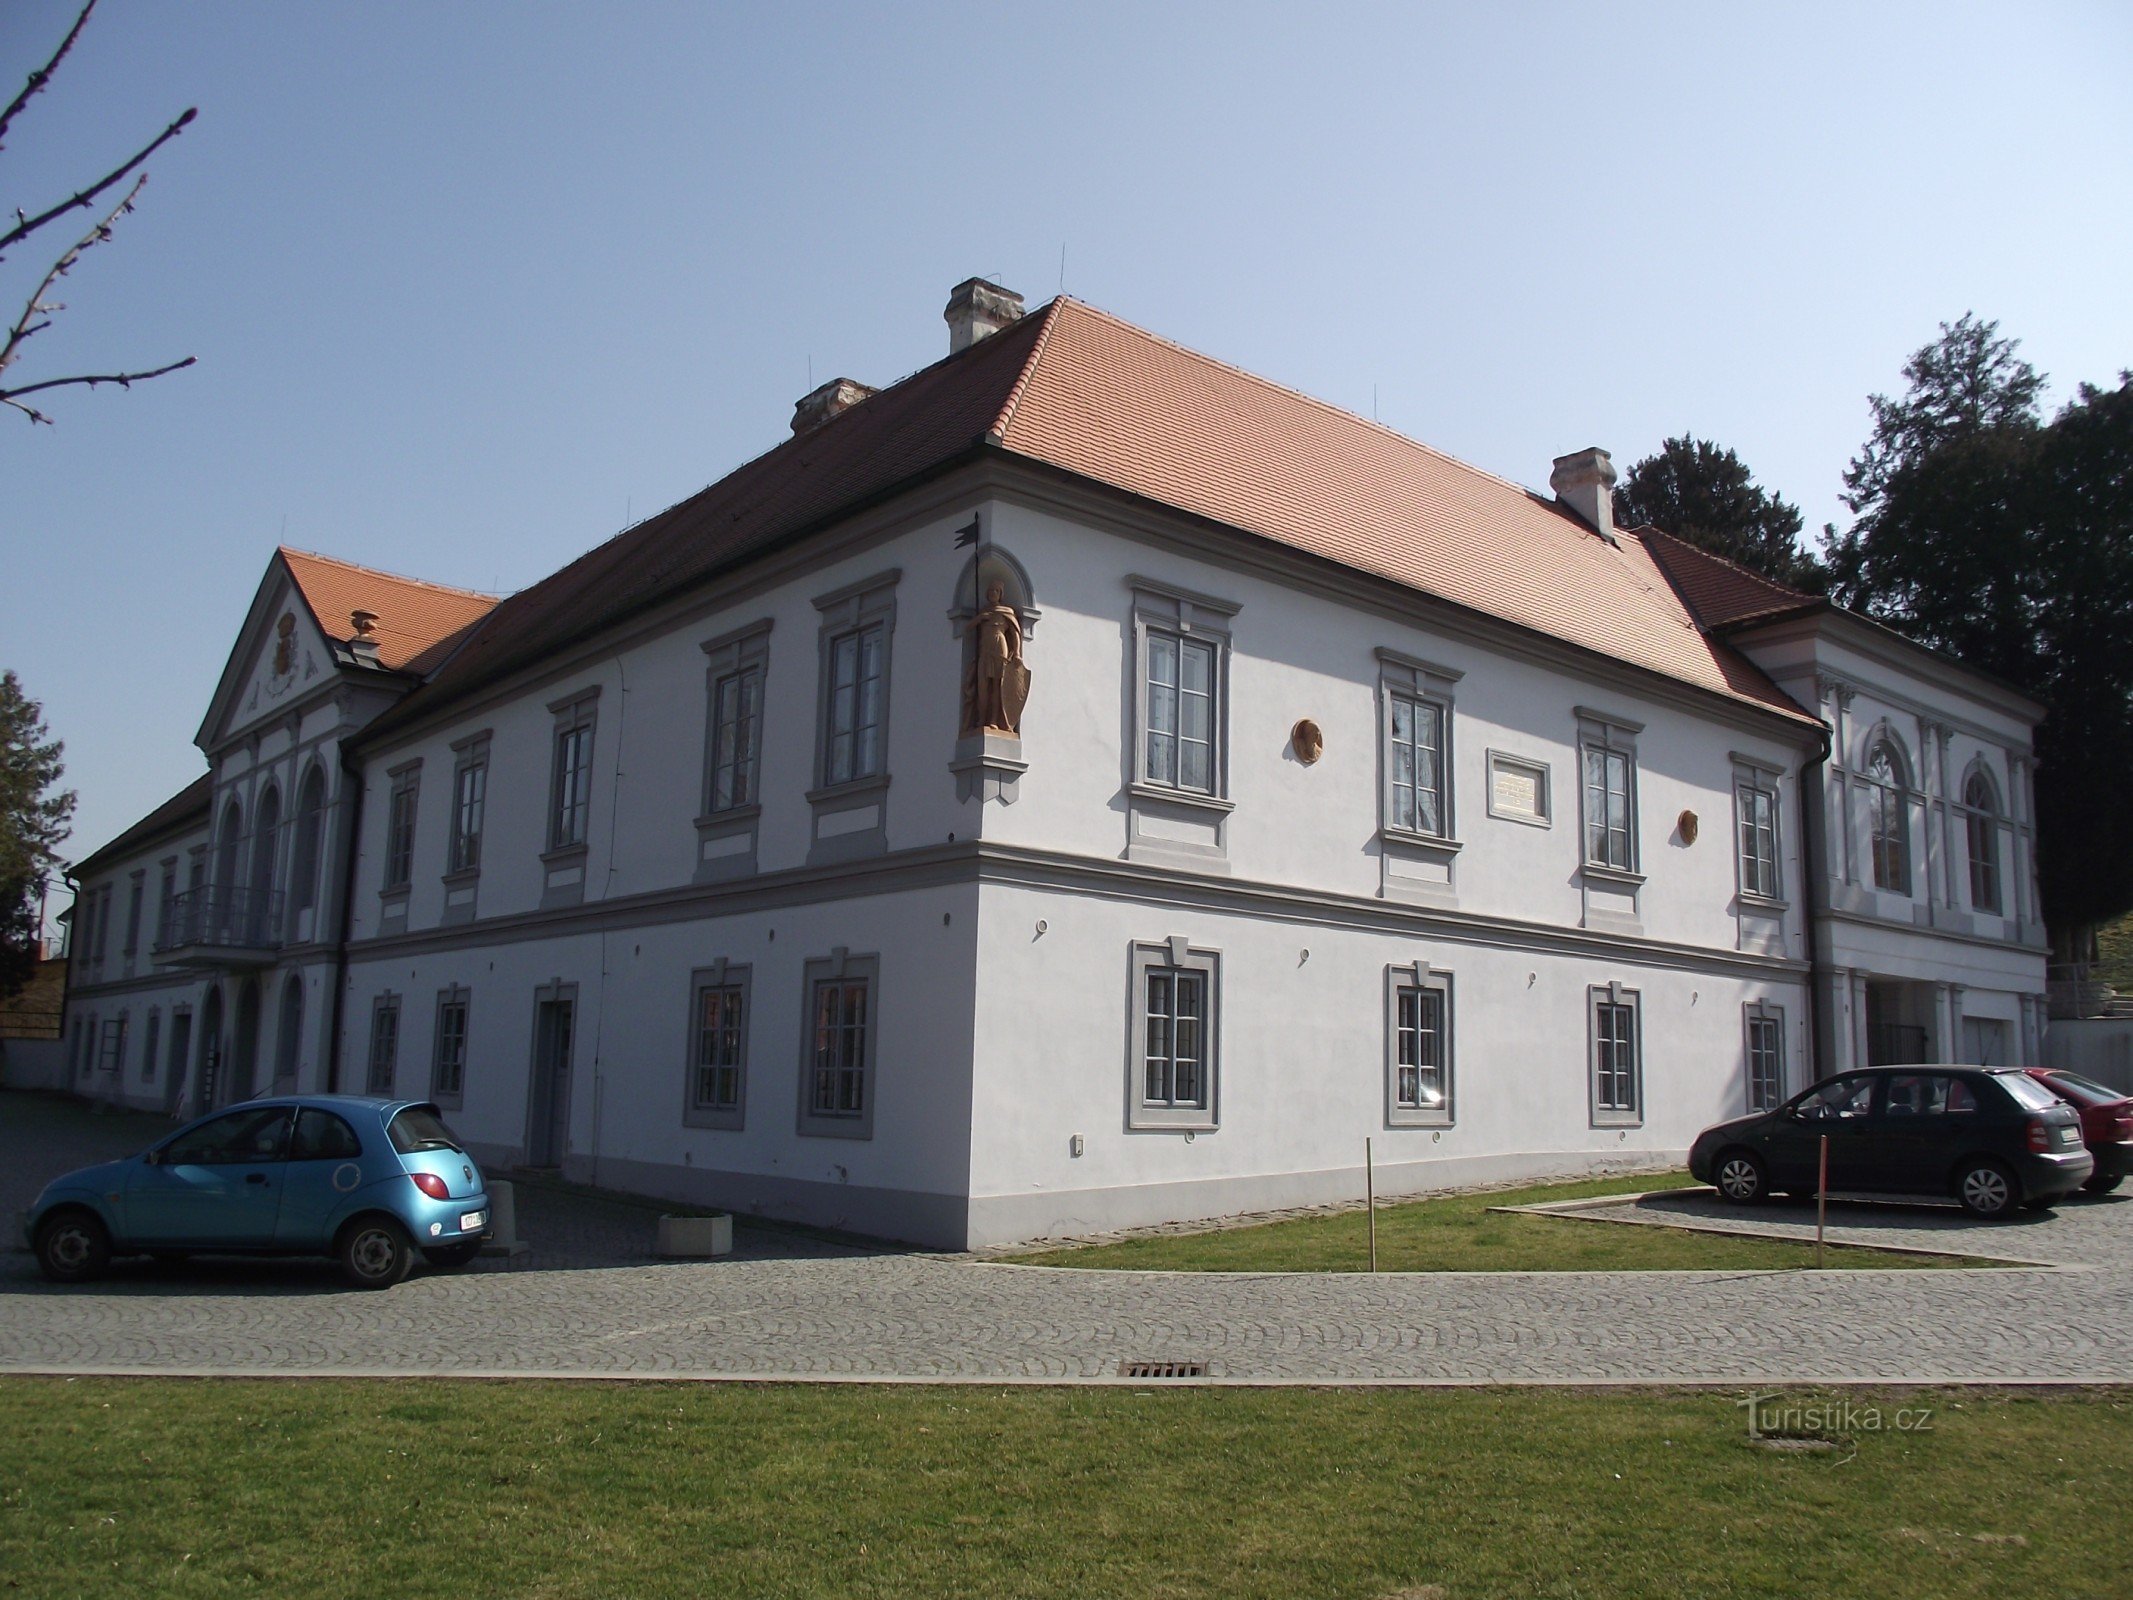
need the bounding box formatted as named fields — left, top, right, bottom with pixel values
left=709, top=664, right=764, bottom=811
left=1387, top=966, right=1453, bottom=1125
left=1590, top=986, right=1641, bottom=1125
left=1387, top=695, right=1446, bottom=836
left=684, top=962, right=750, bottom=1130
left=1745, top=1007, right=1784, bottom=1112
left=796, top=952, right=879, bottom=1138
left=822, top=624, right=885, bottom=787
left=431, top=988, right=469, bottom=1105
left=99, top=1015, right=127, bottom=1076
left=1129, top=940, right=1220, bottom=1130
left=384, top=770, right=419, bottom=891
left=124, top=878, right=144, bottom=956
left=367, top=995, right=400, bottom=1096
left=449, top=759, right=486, bottom=874
left=1737, top=783, right=1779, bottom=899
left=142, top=1011, right=161, bottom=1084
left=1582, top=745, right=1634, bottom=870
left=157, top=866, right=176, bottom=947
left=550, top=721, right=594, bottom=849
left=1144, top=631, right=1218, bottom=794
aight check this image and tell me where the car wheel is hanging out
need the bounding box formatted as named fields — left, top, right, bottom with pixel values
left=1713, top=1150, right=1769, bottom=1204
left=336, top=1216, right=413, bottom=1290
left=1954, top=1160, right=2019, bottom=1219
left=422, top=1240, right=483, bottom=1270
left=2082, top=1171, right=2124, bottom=1196
left=35, top=1209, right=112, bottom=1284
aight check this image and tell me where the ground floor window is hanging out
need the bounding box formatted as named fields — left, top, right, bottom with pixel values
left=1745, top=1004, right=1784, bottom=1112
left=685, top=963, right=750, bottom=1131
left=798, top=952, right=878, bottom=1139
left=1129, top=939, right=1219, bottom=1130
left=431, top=988, right=469, bottom=1106
left=367, top=994, right=400, bottom=1096
left=1590, top=985, right=1641, bottom=1125
left=1387, top=965, right=1453, bottom=1125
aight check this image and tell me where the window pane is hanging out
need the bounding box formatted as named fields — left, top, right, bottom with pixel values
left=1180, top=737, right=1211, bottom=793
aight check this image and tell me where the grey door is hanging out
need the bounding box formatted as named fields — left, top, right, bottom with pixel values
left=527, top=999, right=574, bottom=1168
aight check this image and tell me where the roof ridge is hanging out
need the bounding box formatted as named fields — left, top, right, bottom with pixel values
left=985, top=296, right=1066, bottom=442
left=278, top=546, right=501, bottom=603
left=1037, top=297, right=1554, bottom=505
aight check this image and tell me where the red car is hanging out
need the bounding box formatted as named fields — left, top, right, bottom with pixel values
left=2026, top=1069, right=2133, bottom=1195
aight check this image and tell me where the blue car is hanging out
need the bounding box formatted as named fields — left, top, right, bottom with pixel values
left=24, top=1095, right=490, bottom=1290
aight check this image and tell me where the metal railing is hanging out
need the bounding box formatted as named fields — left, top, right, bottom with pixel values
left=155, top=884, right=285, bottom=954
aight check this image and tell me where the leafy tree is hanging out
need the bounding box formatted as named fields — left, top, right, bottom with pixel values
left=0, top=670, right=75, bottom=1000
left=1613, top=436, right=1823, bottom=590
left=1827, top=310, right=2133, bottom=940
left=0, top=0, right=196, bottom=425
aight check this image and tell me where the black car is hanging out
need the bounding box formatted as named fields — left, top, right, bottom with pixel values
left=1689, top=1066, right=2093, bottom=1219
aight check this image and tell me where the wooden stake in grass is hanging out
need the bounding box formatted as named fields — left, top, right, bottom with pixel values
left=1817, top=1134, right=1829, bottom=1271
left=1366, top=1137, right=1377, bottom=1274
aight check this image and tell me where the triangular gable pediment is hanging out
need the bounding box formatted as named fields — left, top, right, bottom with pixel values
left=197, top=556, right=341, bottom=752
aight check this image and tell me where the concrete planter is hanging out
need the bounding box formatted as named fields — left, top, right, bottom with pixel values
left=655, top=1213, right=733, bottom=1258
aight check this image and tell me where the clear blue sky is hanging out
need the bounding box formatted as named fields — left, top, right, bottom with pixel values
left=7, top=0, right=2131, bottom=930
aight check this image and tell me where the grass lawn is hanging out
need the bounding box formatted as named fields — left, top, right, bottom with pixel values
left=1, top=1378, right=2123, bottom=1599
left=1009, top=1173, right=1992, bottom=1272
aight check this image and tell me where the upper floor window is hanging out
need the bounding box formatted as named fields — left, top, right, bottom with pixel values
left=156, top=865, right=176, bottom=947
left=123, top=877, right=144, bottom=956
left=1964, top=769, right=2001, bottom=914
left=1736, top=780, right=1779, bottom=899
left=1377, top=649, right=1461, bottom=842
left=548, top=691, right=599, bottom=852
left=1146, top=631, right=1218, bottom=794
left=702, top=621, right=771, bottom=813
left=823, top=625, right=885, bottom=786
left=1866, top=739, right=1910, bottom=894
left=383, top=764, right=420, bottom=892
left=1577, top=711, right=1641, bottom=873
left=449, top=739, right=488, bottom=875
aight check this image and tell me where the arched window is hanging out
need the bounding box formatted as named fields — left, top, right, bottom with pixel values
left=1965, top=769, right=2001, bottom=913
left=1866, top=740, right=1910, bottom=894
left=251, top=785, right=281, bottom=901
left=215, top=798, right=244, bottom=890
left=291, top=764, right=327, bottom=915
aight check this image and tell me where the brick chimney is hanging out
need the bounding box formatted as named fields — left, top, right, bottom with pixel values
left=1550, top=447, right=1618, bottom=546
left=348, top=609, right=382, bottom=665
left=943, top=278, right=1024, bottom=354
left=791, top=377, right=877, bottom=435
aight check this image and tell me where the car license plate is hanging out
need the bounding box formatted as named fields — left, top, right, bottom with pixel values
left=460, top=1211, right=486, bottom=1232
left=2059, top=1127, right=2079, bottom=1145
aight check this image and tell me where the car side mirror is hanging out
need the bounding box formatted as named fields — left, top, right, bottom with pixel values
left=142, top=1149, right=161, bottom=1167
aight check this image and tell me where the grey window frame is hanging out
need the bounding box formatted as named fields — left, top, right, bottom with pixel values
left=796, top=949, right=880, bottom=1140
left=806, top=572, right=898, bottom=865
left=99, top=1013, right=127, bottom=1077
left=430, top=985, right=469, bottom=1108
left=1589, top=982, right=1642, bottom=1127
left=156, top=859, right=177, bottom=947
left=1744, top=1002, right=1785, bottom=1113
left=367, top=992, right=401, bottom=1097
left=141, top=1008, right=161, bottom=1085
left=1376, top=648, right=1461, bottom=842
left=1128, top=936, right=1220, bottom=1132
left=1735, top=771, right=1782, bottom=903
left=123, top=872, right=144, bottom=958
left=1385, top=962, right=1453, bottom=1127
left=702, top=620, right=772, bottom=815
left=447, top=732, right=490, bottom=877
left=684, top=959, right=751, bottom=1131
left=382, top=760, right=421, bottom=894
left=546, top=689, right=600, bottom=854
left=1576, top=710, right=1642, bottom=876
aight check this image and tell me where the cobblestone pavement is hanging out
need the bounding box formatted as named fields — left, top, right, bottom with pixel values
left=5, top=1092, right=2131, bottom=1385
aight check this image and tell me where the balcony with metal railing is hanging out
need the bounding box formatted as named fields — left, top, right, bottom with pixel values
left=153, top=884, right=284, bottom=968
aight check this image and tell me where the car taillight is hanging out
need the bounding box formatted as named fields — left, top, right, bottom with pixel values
left=2026, top=1117, right=2051, bottom=1154
left=411, top=1172, right=450, bottom=1200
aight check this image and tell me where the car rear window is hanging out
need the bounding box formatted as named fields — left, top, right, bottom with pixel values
left=1994, top=1073, right=2063, bottom=1112
left=387, top=1106, right=465, bottom=1154
left=2040, top=1072, right=2125, bottom=1107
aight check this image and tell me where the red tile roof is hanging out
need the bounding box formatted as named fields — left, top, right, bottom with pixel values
left=363, top=296, right=1819, bottom=739
left=1637, top=526, right=1823, bottom=632
left=280, top=548, right=498, bottom=673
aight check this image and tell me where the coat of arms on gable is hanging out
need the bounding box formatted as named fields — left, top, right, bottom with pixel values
left=269, top=612, right=297, bottom=689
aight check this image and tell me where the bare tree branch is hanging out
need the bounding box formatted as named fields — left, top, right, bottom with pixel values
left=0, top=104, right=196, bottom=261
left=1, top=356, right=196, bottom=423
left=0, top=173, right=145, bottom=378
left=0, top=0, right=95, bottom=155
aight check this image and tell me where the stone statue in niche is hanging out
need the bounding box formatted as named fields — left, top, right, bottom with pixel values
left=963, top=582, right=1030, bottom=736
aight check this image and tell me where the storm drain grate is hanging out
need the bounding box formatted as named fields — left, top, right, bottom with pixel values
left=1119, top=1359, right=1208, bottom=1379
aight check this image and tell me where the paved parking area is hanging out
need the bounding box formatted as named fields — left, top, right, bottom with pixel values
left=4, top=1091, right=2131, bottom=1385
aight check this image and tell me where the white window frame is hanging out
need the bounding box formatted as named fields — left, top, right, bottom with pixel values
left=430, top=986, right=470, bottom=1108
left=1864, top=737, right=1911, bottom=895
left=683, top=959, right=751, bottom=1132
left=1963, top=767, right=2002, bottom=914
left=1744, top=1001, right=1785, bottom=1113
left=1589, top=982, right=1642, bottom=1127
left=1385, top=962, right=1453, bottom=1127
left=1128, top=937, right=1220, bottom=1132
left=796, top=949, right=879, bottom=1140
